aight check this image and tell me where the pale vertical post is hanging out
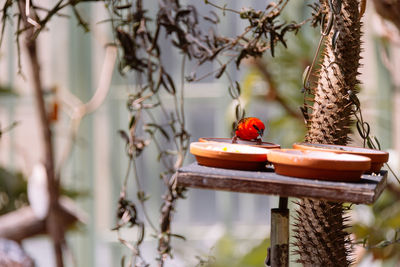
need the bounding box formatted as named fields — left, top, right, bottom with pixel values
left=270, top=197, right=289, bottom=267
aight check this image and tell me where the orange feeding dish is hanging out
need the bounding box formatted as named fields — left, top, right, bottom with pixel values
left=199, top=137, right=280, bottom=149
left=293, top=143, right=389, bottom=173
left=267, top=149, right=371, bottom=181
left=190, top=142, right=270, bottom=171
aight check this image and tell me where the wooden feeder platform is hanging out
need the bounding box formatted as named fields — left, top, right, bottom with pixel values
left=177, top=163, right=387, bottom=204
left=176, top=162, right=387, bottom=266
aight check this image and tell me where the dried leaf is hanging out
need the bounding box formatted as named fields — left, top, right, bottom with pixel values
left=118, top=130, right=130, bottom=144
left=161, top=71, right=176, bottom=94
left=215, top=64, right=226, bottom=79
left=137, top=223, right=145, bottom=245
left=145, top=123, right=170, bottom=141
left=236, top=50, right=248, bottom=69
left=366, top=138, right=374, bottom=149
left=269, top=32, right=275, bottom=57
left=175, top=9, right=191, bottom=20
left=169, top=233, right=186, bottom=240
left=374, top=136, right=381, bottom=150
left=129, top=116, right=136, bottom=129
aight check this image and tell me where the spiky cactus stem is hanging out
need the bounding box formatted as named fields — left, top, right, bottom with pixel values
left=293, top=0, right=361, bottom=265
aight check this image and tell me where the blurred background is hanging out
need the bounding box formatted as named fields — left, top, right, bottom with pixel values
left=0, top=0, right=399, bottom=266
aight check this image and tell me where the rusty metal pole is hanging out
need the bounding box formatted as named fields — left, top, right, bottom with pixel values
left=267, top=197, right=289, bottom=267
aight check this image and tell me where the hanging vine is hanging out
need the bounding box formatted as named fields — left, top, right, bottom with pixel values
left=106, top=0, right=322, bottom=265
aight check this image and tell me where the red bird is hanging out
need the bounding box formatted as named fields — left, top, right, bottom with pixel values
left=232, top=117, right=265, bottom=144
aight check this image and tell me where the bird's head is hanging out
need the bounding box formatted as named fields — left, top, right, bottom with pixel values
left=250, top=118, right=265, bottom=139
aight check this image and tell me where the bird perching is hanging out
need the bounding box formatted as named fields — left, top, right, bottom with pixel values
left=232, top=117, right=265, bottom=145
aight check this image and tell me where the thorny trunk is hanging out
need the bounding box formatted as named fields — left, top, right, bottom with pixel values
left=293, top=0, right=361, bottom=265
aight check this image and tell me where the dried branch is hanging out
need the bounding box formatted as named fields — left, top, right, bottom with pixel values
left=17, top=1, right=64, bottom=265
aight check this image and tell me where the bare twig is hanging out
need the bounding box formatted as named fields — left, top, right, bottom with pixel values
left=56, top=45, right=117, bottom=177
left=204, top=0, right=241, bottom=15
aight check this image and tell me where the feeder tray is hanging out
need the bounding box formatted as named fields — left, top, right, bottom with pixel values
left=267, top=149, right=371, bottom=182
left=293, top=142, right=389, bottom=173
left=190, top=142, right=269, bottom=171
left=199, top=137, right=280, bottom=149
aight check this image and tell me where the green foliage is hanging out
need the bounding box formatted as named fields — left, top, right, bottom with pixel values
left=196, top=235, right=270, bottom=267
left=0, top=85, right=18, bottom=96
left=0, top=167, right=28, bottom=215
left=352, top=184, right=400, bottom=261
left=0, top=166, right=87, bottom=216
left=268, top=115, right=305, bottom=147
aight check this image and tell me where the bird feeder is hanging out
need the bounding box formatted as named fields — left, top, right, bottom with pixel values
left=176, top=139, right=388, bottom=266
